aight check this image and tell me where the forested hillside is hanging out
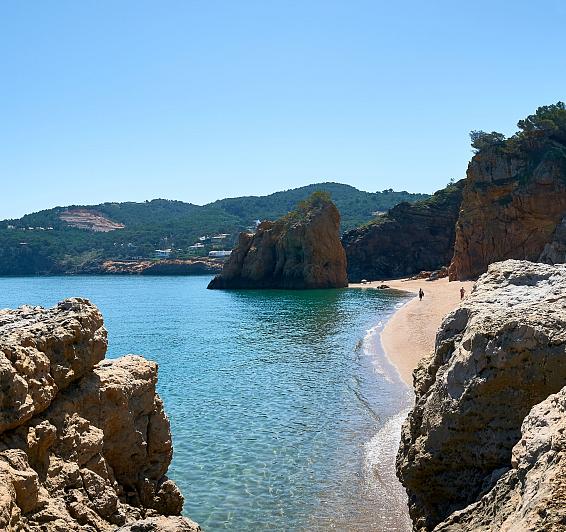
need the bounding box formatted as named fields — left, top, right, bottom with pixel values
left=0, top=182, right=428, bottom=274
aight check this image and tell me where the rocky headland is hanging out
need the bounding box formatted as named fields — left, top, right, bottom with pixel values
left=208, top=192, right=348, bottom=289
left=397, top=260, right=566, bottom=531
left=449, top=103, right=566, bottom=281
left=342, top=181, right=464, bottom=283
left=0, top=298, right=199, bottom=531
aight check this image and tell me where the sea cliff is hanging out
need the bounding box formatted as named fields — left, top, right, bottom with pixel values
left=342, top=181, right=464, bottom=282
left=208, top=192, right=348, bottom=289
left=449, top=103, right=566, bottom=280
left=0, top=298, right=199, bottom=531
left=397, top=260, right=566, bottom=531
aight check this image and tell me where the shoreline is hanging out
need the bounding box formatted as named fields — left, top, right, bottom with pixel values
left=351, top=277, right=474, bottom=386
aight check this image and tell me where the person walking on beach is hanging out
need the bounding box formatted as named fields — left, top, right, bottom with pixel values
left=460, top=286, right=466, bottom=300
left=419, top=288, right=424, bottom=301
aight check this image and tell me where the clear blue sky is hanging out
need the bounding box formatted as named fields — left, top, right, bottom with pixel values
left=1, top=1, right=565, bottom=219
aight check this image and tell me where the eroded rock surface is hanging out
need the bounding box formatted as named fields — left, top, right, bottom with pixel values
left=0, top=298, right=199, bottom=531
left=208, top=193, right=348, bottom=289
left=435, top=386, right=566, bottom=531
left=397, top=260, right=566, bottom=531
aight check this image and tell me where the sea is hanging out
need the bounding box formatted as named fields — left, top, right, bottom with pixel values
left=0, top=275, right=413, bottom=531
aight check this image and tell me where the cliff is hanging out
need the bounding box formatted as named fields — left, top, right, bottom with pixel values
left=342, top=181, right=464, bottom=282
left=207, top=193, right=348, bottom=289
left=0, top=298, right=199, bottom=531
left=397, top=260, right=566, bottom=531
left=449, top=103, right=566, bottom=280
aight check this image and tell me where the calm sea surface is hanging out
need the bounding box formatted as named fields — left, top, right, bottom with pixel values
left=0, top=275, right=412, bottom=531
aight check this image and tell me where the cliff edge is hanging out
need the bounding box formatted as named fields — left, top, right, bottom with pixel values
left=397, top=260, right=566, bottom=531
left=0, top=298, right=199, bottom=531
left=207, top=192, right=348, bottom=289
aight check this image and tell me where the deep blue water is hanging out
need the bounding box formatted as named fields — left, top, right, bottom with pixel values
left=0, top=275, right=412, bottom=531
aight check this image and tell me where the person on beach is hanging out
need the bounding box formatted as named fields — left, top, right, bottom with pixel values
left=419, top=288, right=424, bottom=301
left=460, top=286, right=466, bottom=300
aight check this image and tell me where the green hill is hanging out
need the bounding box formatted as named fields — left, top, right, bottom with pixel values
left=0, top=182, right=428, bottom=275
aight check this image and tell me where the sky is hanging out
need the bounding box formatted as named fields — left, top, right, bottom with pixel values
left=1, top=0, right=565, bottom=219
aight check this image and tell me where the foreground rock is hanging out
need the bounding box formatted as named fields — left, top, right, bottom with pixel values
left=0, top=299, right=199, bottom=531
left=208, top=192, right=348, bottom=289
left=342, top=181, right=464, bottom=283
left=436, top=386, right=566, bottom=531
left=397, top=260, right=566, bottom=531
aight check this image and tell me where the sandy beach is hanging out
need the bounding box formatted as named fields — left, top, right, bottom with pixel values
left=350, top=277, right=475, bottom=386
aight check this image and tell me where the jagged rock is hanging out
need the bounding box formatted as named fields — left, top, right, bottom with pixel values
left=342, top=181, right=464, bottom=283
left=208, top=193, right=348, bottom=289
left=449, top=146, right=566, bottom=281
left=0, top=298, right=199, bottom=531
left=435, top=386, right=566, bottom=531
left=397, top=260, right=566, bottom=531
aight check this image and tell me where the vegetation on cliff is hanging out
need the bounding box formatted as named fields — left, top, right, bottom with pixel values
left=208, top=192, right=348, bottom=289
left=0, top=183, right=426, bottom=275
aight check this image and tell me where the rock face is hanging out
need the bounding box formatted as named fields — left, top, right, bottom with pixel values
left=0, top=299, right=199, bottom=531
left=435, top=386, right=566, bottom=531
left=449, top=104, right=566, bottom=281
left=208, top=193, right=348, bottom=289
left=342, top=181, right=464, bottom=283
left=397, top=260, right=566, bottom=531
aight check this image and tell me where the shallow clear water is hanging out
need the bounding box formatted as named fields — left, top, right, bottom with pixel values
left=0, top=275, right=413, bottom=531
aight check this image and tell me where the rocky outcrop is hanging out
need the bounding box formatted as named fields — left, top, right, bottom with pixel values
left=435, top=386, right=566, bottom=531
left=449, top=104, right=566, bottom=281
left=397, top=260, right=566, bottom=531
left=0, top=299, right=199, bottom=531
left=342, top=181, right=464, bottom=282
left=208, top=193, right=348, bottom=289
left=100, top=259, right=222, bottom=276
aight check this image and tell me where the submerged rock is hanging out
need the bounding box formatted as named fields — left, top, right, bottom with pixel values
left=208, top=192, right=348, bottom=289
left=397, top=260, right=566, bottom=531
left=0, top=298, right=199, bottom=531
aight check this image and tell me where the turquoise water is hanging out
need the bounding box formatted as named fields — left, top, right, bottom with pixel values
left=0, top=276, right=412, bottom=531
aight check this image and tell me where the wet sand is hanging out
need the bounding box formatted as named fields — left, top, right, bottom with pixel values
left=350, top=277, right=474, bottom=386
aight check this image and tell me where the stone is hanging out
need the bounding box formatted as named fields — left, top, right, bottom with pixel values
left=208, top=193, right=348, bottom=289
left=397, top=260, right=566, bottom=530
